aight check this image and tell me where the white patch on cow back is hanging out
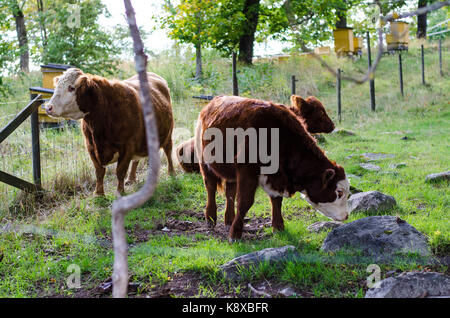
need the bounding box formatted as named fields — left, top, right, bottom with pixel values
left=259, top=175, right=290, bottom=198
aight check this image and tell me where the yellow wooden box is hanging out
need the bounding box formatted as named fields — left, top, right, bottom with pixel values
left=314, top=46, right=331, bottom=55
left=390, top=21, right=409, bottom=44
left=334, top=28, right=354, bottom=54
left=29, top=64, right=74, bottom=123
left=353, top=37, right=364, bottom=51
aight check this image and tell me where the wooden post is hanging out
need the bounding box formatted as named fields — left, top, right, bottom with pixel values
left=421, top=44, right=426, bottom=85
left=399, top=53, right=404, bottom=97
left=367, top=32, right=376, bottom=111
left=439, top=38, right=443, bottom=77
left=232, top=52, right=239, bottom=96
left=30, top=93, right=42, bottom=188
left=291, top=75, right=297, bottom=96
left=337, top=68, right=342, bottom=123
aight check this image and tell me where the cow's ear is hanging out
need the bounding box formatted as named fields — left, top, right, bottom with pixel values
left=290, top=95, right=305, bottom=109
left=53, top=76, right=61, bottom=87
left=75, top=76, right=97, bottom=112
left=322, top=169, right=336, bottom=187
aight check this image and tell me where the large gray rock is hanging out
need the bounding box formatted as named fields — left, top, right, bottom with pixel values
left=425, top=171, right=450, bottom=183
left=220, top=246, right=297, bottom=280
left=307, top=221, right=343, bottom=233
left=348, top=191, right=397, bottom=214
left=362, top=153, right=395, bottom=161
left=365, top=272, right=450, bottom=298
left=321, top=216, right=431, bottom=258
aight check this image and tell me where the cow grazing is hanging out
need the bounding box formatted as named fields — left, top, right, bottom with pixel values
left=45, top=68, right=175, bottom=195
left=195, top=96, right=350, bottom=241
left=176, top=95, right=334, bottom=173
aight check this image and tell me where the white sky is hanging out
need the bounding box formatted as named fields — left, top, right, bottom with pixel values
left=100, top=0, right=288, bottom=58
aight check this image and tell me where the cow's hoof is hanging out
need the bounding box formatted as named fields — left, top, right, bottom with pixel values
left=206, top=220, right=216, bottom=229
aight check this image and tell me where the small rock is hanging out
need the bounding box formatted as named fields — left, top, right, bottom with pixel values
left=389, top=163, right=407, bottom=169
left=425, top=171, right=450, bottom=183
left=361, top=153, right=395, bottom=161
left=307, top=221, right=343, bottom=233
left=348, top=191, right=397, bottom=214
left=360, top=163, right=381, bottom=172
left=220, top=246, right=297, bottom=280
left=278, top=286, right=297, bottom=297
left=161, top=227, right=171, bottom=232
left=332, top=129, right=356, bottom=136
left=321, top=216, right=431, bottom=258
left=365, top=272, right=450, bottom=298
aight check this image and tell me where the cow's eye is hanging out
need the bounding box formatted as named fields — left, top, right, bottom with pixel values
left=68, top=85, right=75, bottom=92
left=337, top=190, right=344, bottom=199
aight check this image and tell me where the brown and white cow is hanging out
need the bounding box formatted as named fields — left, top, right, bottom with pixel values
left=45, top=68, right=174, bottom=195
left=194, top=96, right=350, bottom=241
left=176, top=95, right=334, bottom=173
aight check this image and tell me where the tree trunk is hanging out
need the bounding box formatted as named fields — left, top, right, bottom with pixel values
left=335, top=11, right=347, bottom=28
left=238, top=0, right=260, bottom=65
left=417, top=0, right=428, bottom=39
left=195, top=44, right=202, bottom=80
left=36, top=0, right=48, bottom=48
left=12, top=1, right=29, bottom=73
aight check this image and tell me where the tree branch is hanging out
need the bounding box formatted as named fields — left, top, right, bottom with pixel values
left=112, top=0, right=161, bottom=298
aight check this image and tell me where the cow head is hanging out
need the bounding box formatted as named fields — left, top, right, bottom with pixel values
left=290, top=95, right=335, bottom=134
left=45, top=68, right=88, bottom=120
left=301, top=166, right=350, bottom=221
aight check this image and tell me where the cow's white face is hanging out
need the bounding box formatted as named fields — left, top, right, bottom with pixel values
left=45, top=68, right=87, bottom=120
left=302, top=178, right=351, bottom=221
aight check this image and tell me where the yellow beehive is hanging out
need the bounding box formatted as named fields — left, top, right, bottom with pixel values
left=29, top=64, right=73, bottom=123
left=390, top=21, right=409, bottom=44
left=334, top=28, right=354, bottom=55
left=314, top=46, right=331, bottom=55
left=353, top=37, right=364, bottom=51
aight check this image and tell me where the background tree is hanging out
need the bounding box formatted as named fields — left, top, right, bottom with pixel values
left=160, top=0, right=217, bottom=79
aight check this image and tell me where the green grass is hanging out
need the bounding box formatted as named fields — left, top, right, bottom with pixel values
left=0, top=40, right=449, bottom=298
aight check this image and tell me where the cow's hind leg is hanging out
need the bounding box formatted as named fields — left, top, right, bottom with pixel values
left=94, top=165, right=106, bottom=196
left=270, top=196, right=284, bottom=232
left=126, top=160, right=139, bottom=185
left=163, top=139, right=175, bottom=176
left=229, top=170, right=258, bottom=241
left=116, top=154, right=133, bottom=195
left=224, top=182, right=237, bottom=229
left=200, top=164, right=220, bottom=229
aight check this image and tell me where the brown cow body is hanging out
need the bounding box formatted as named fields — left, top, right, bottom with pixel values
left=46, top=69, right=174, bottom=195
left=176, top=95, right=334, bottom=173
left=194, top=96, right=350, bottom=240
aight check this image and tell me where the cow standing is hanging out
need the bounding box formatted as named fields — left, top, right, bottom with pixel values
left=45, top=68, right=174, bottom=195
left=176, top=95, right=335, bottom=174
left=195, top=96, right=350, bottom=241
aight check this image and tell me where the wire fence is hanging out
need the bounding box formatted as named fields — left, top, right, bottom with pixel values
left=0, top=103, right=92, bottom=210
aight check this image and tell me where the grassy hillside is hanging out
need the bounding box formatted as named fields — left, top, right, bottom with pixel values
left=0, top=39, right=448, bottom=297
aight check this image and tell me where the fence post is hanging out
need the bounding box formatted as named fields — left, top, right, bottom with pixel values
left=232, top=52, right=239, bottom=96
left=291, top=75, right=298, bottom=96
left=337, top=68, right=342, bottom=124
left=421, top=44, right=426, bottom=85
left=439, top=38, right=443, bottom=77
left=30, top=93, right=42, bottom=189
left=367, top=31, right=376, bottom=111
left=398, top=53, right=404, bottom=97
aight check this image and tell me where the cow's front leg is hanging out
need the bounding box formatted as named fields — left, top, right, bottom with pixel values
left=200, top=163, right=220, bottom=229
left=229, top=170, right=258, bottom=241
left=224, top=181, right=237, bottom=229
left=116, top=154, right=133, bottom=195
left=270, top=196, right=284, bottom=232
